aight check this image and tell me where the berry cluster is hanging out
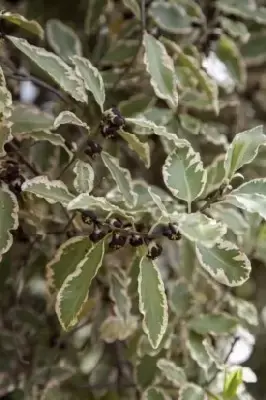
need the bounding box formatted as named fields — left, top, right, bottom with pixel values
left=100, top=107, right=125, bottom=139
left=84, top=139, right=102, bottom=159
left=0, top=159, right=24, bottom=194
left=80, top=211, right=182, bottom=260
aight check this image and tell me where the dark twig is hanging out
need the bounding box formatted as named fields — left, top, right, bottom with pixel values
left=4, top=71, right=69, bottom=104
left=205, top=336, right=239, bottom=387
left=9, top=141, right=40, bottom=176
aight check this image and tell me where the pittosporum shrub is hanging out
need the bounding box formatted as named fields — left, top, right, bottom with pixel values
left=1, top=1, right=266, bottom=399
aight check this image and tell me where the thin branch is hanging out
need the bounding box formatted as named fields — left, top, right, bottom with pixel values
left=9, top=141, right=40, bottom=176
left=5, top=71, right=69, bottom=103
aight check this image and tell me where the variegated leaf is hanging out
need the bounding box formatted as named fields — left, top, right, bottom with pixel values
left=201, top=154, right=226, bottom=197
left=163, top=144, right=207, bottom=204
left=46, top=19, right=82, bottom=62
left=0, top=67, right=12, bottom=120
left=188, top=313, right=237, bottom=335
left=10, top=104, right=54, bottom=134
left=169, top=280, right=192, bottom=318
left=138, top=256, right=168, bottom=349
left=179, top=383, right=206, bottom=400
left=178, top=212, right=226, bottom=247
left=119, top=130, right=150, bottom=168
left=22, top=176, right=74, bottom=206
left=46, top=236, right=92, bottom=291
left=149, top=2, right=192, bottom=34
left=0, top=184, right=19, bottom=263
left=148, top=187, right=169, bottom=218
left=187, top=331, right=213, bottom=373
left=101, top=151, right=137, bottom=207
left=1, top=11, right=44, bottom=38
left=108, top=269, right=131, bottom=320
left=196, top=240, right=251, bottom=286
left=157, top=359, right=186, bottom=387
left=122, top=0, right=140, bottom=19
left=142, top=387, right=170, bottom=400
left=224, top=125, right=266, bottom=180
left=209, top=204, right=248, bottom=235
left=53, top=110, right=89, bottom=131
left=143, top=32, right=178, bottom=110
left=100, top=315, right=137, bottom=342
left=73, top=160, right=94, bottom=194
left=7, top=36, right=87, bottom=103
left=56, top=237, right=107, bottom=330
left=221, top=178, right=266, bottom=220
left=72, top=55, right=105, bottom=111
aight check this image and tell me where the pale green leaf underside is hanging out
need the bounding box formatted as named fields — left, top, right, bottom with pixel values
left=10, top=104, right=54, bottom=134
left=149, top=2, right=192, bottom=34
left=1, top=12, right=44, bottom=38
left=0, top=184, right=19, bottom=263
left=56, top=237, right=107, bottom=330
left=53, top=110, right=89, bottom=130
left=187, top=331, right=213, bottom=372
left=138, top=256, right=168, bottom=349
left=196, top=240, right=251, bottom=286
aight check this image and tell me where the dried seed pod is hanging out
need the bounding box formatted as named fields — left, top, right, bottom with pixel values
left=109, top=232, right=127, bottom=249
left=163, top=223, right=182, bottom=241
left=147, top=241, right=163, bottom=260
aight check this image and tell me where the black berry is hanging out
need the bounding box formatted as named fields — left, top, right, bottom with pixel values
left=109, top=232, right=127, bottom=250
left=129, top=234, right=144, bottom=247
left=147, top=241, right=163, bottom=260
left=81, top=210, right=98, bottom=225
left=163, top=223, right=182, bottom=241
left=89, top=225, right=106, bottom=242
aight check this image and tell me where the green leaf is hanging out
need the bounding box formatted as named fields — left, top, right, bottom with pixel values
left=72, top=55, right=105, bottom=111
left=209, top=204, right=248, bottom=235
left=216, top=35, right=246, bottom=88
left=0, top=184, right=19, bottom=263
left=224, top=125, right=266, bottom=180
left=149, top=2, right=192, bottom=34
left=228, top=296, right=258, bottom=326
left=135, top=355, right=159, bottom=389
left=22, top=176, right=74, bottom=206
left=169, top=280, right=192, bottom=319
left=148, top=187, right=169, bottom=218
left=46, top=19, right=82, bottom=62
left=143, top=32, right=178, bottom=110
left=101, top=39, right=139, bottom=65
left=53, top=110, right=89, bottom=131
left=10, top=104, right=54, bottom=134
left=179, top=383, right=206, bottom=400
left=138, top=256, right=168, bottom=349
left=143, top=387, right=170, bottom=400
left=196, top=239, right=251, bottom=286
left=163, top=38, right=219, bottom=114
left=187, top=331, right=213, bottom=373
left=73, top=160, right=94, bottom=194
left=222, top=179, right=266, bottom=220
left=101, top=151, right=137, bottom=207
left=108, top=269, right=131, bottom=320
left=178, top=213, right=226, bottom=247
left=7, top=36, right=87, bottom=103
left=223, top=368, right=243, bottom=399
left=188, top=313, right=238, bottom=335
left=0, top=67, right=12, bottom=120
left=17, top=130, right=72, bottom=160
left=84, top=0, right=107, bottom=34
left=163, top=144, right=207, bottom=203
left=119, top=130, right=150, bottom=168
left=56, top=237, right=107, bottom=330
left=241, top=32, right=266, bottom=67
left=0, top=122, right=12, bottom=157
left=202, top=155, right=226, bottom=197
left=100, top=315, right=137, bottom=342
left=122, top=0, right=140, bottom=19
left=157, top=358, right=186, bottom=387
left=221, top=17, right=250, bottom=43
left=0, top=11, right=44, bottom=38
left=46, top=236, right=92, bottom=291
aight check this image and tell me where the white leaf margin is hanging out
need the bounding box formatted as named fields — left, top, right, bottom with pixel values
left=196, top=239, right=251, bottom=287
left=138, top=256, right=168, bottom=349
